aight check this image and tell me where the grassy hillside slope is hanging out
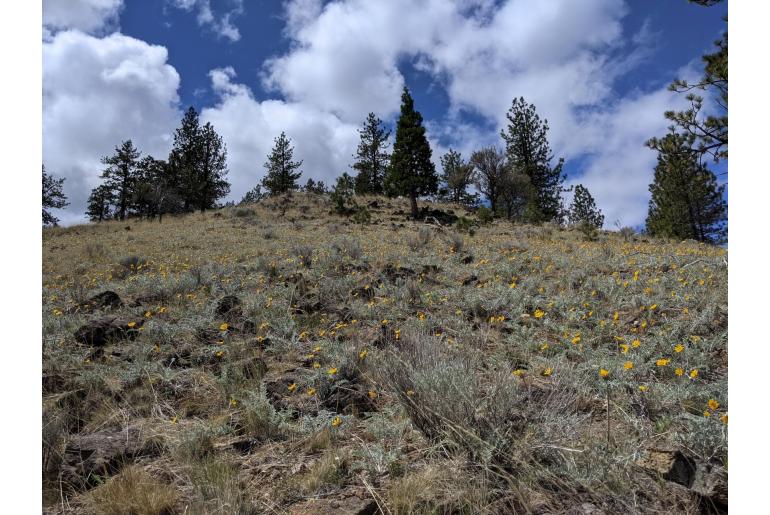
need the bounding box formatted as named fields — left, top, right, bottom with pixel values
left=42, top=193, right=727, bottom=514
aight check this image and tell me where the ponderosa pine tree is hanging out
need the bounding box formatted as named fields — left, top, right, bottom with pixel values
left=194, top=122, right=230, bottom=211
left=645, top=130, right=726, bottom=244
left=86, top=184, right=114, bottom=222
left=261, top=132, right=303, bottom=196
left=168, top=107, right=202, bottom=211
left=568, top=184, right=605, bottom=228
left=352, top=113, right=390, bottom=195
left=42, top=165, right=68, bottom=226
left=500, top=97, right=566, bottom=222
left=100, top=140, right=141, bottom=221
left=499, top=170, right=534, bottom=221
left=168, top=108, right=230, bottom=212
left=439, top=149, right=475, bottom=204
left=384, top=87, right=437, bottom=218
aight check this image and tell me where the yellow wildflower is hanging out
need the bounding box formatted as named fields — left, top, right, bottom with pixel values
left=368, top=390, right=378, bottom=399
left=708, top=399, right=719, bottom=410
left=599, top=368, right=610, bottom=378
left=534, top=309, right=545, bottom=319
left=327, top=367, right=338, bottom=376
left=689, top=369, right=699, bottom=379
left=307, top=387, right=316, bottom=396
left=288, top=383, right=297, bottom=393
left=542, top=367, right=553, bottom=377
left=655, top=358, right=670, bottom=366
left=632, top=339, right=641, bottom=348
left=623, top=361, right=633, bottom=370
left=229, top=398, right=238, bottom=408
left=331, top=416, right=342, bottom=427
left=394, top=329, right=401, bottom=340
left=359, top=349, right=368, bottom=359
left=512, top=369, right=526, bottom=376
left=720, top=414, right=728, bottom=424
left=638, top=385, right=648, bottom=392
left=127, top=321, right=137, bottom=328
left=703, top=410, right=711, bottom=417
left=674, top=344, right=684, bottom=353
left=675, top=368, right=684, bottom=376
left=619, top=344, right=629, bottom=354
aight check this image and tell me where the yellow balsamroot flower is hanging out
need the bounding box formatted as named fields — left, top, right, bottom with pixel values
left=307, top=387, right=316, bottom=396
left=313, top=362, right=321, bottom=369
left=229, top=398, right=238, bottom=408
left=703, top=410, right=711, bottom=418
left=127, top=321, right=137, bottom=328
left=542, top=367, right=553, bottom=377
left=540, top=343, right=549, bottom=351
left=215, top=350, right=224, bottom=358
left=288, top=383, right=297, bottom=393
left=219, top=322, right=229, bottom=331
left=638, top=385, right=648, bottom=392
left=674, top=344, right=685, bottom=353
left=619, top=344, right=629, bottom=354
left=675, top=368, right=684, bottom=376
left=394, top=329, right=401, bottom=340
left=708, top=399, right=720, bottom=410
left=649, top=304, right=657, bottom=311
left=632, top=339, right=641, bottom=348
left=599, top=368, right=610, bottom=378
left=406, top=389, right=415, bottom=396
left=720, top=414, right=728, bottom=424
left=417, top=312, right=426, bottom=321
left=327, top=367, right=338, bottom=376
left=512, top=369, right=526, bottom=376
left=534, top=309, right=545, bottom=319
left=359, top=349, right=368, bottom=359
left=571, top=335, right=581, bottom=345
left=368, top=390, right=377, bottom=399
left=655, top=358, right=670, bottom=367
left=689, top=369, right=699, bottom=379
left=613, top=311, right=619, bottom=321
left=381, top=319, right=389, bottom=325
left=331, top=416, right=342, bottom=427
left=623, top=361, right=633, bottom=370
left=170, top=416, right=178, bottom=425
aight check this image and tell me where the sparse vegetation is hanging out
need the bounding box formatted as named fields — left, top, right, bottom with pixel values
left=42, top=193, right=727, bottom=513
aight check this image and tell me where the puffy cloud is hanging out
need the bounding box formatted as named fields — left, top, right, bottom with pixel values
left=168, top=0, right=244, bottom=42
left=43, top=31, right=181, bottom=225
left=43, top=0, right=124, bottom=34
left=201, top=67, right=359, bottom=200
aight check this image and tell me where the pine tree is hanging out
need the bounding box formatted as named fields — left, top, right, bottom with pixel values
left=42, top=165, right=68, bottom=226
left=645, top=130, right=726, bottom=244
left=470, top=147, right=508, bottom=215
left=568, top=184, right=605, bottom=228
left=261, top=132, right=303, bottom=196
left=100, top=140, right=141, bottom=220
left=86, top=184, right=114, bottom=222
left=331, top=172, right=356, bottom=214
left=352, top=113, right=390, bottom=195
left=168, top=107, right=203, bottom=211
left=439, top=149, right=475, bottom=204
left=384, top=87, right=438, bottom=218
left=500, top=97, right=566, bottom=222
left=195, top=122, right=230, bottom=211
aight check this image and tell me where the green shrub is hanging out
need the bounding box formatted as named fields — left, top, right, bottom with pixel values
left=476, top=206, right=494, bottom=225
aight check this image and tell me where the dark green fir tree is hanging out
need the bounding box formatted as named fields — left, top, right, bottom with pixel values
left=261, top=132, right=303, bottom=196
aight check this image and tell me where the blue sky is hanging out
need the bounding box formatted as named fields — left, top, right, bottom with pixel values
left=42, top=0, right=727, bottom=227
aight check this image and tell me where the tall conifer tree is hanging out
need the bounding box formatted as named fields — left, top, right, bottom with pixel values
left=568, top=184, right=605, bottom=228
left=500, top=97, right=565, bottom=222
left=42, top=165, right=68, bottom=226
left=384, top=87, right=438, bottom=218
left=100, top=140, right=141, bottom=220
left=646, top=131, right=726, bottom=244
left=261, top=132, right=303, bottom=196
left=352, top=113, right=390, bottom=195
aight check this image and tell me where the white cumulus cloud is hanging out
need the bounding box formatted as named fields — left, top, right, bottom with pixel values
left=43, top=30, right=181, bottom=225
left=43, top=0, right=124, bottom=34
left=168, top=0, right=244, bottom=42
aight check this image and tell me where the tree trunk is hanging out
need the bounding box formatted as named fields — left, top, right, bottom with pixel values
left=410, top=194, right=418, bottom=219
